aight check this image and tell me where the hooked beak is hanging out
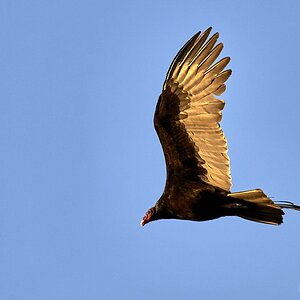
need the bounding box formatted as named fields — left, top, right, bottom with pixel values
left=140, top=207, right=155, bottom=227
left=140, top=215, right=150, bottom=227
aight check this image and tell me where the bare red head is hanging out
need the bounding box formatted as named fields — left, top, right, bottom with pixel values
left=140, top=206, right=156, bottom=226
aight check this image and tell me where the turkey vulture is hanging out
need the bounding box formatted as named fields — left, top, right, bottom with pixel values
left=141, top=27, right=300, bottom=226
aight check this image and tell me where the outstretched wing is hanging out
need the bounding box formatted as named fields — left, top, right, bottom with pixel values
left=154, top=27, right=232, bottom=192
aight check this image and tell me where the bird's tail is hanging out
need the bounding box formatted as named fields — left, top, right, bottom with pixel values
left=228, top=189, right=300, bottom=225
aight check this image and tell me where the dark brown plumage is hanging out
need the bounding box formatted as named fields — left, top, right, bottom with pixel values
left=141, top=27, right=300, bottom=227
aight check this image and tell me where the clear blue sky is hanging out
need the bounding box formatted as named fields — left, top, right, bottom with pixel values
left=1, top=1, right=300, bottom=299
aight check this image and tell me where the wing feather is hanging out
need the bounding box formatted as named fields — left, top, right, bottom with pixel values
left=155, top=28, right=232, bottom=192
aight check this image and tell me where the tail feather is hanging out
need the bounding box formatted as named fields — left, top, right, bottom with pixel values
left=228, top=189, right=289, bottom=225
left=275, top=201, right=300, bottom=211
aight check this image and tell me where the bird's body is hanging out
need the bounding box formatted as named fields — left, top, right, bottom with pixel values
left=141, top=28, right=300, bottom=227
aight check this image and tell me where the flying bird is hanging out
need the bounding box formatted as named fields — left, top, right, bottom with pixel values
left=141, top=27, right=300, bottom=226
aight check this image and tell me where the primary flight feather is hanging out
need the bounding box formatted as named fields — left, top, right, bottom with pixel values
left=141, top=27, right=300, bottom=226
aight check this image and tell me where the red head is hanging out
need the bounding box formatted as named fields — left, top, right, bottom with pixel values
left=140, top=206, right=156, bottom=226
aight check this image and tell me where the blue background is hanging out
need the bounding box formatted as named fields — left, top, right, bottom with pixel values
left=1, top=1, right=300, bottom=299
